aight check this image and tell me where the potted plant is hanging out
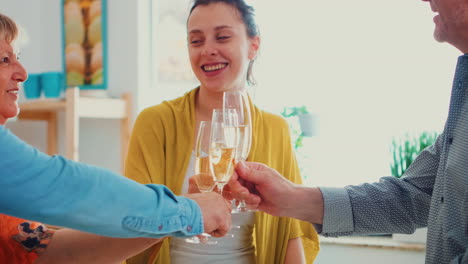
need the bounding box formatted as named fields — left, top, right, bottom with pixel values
left=281, top=106, right=316, bottom=183
left=390, top=131, right=438, bottom=178
left=281, top=106, right=315, bottom=148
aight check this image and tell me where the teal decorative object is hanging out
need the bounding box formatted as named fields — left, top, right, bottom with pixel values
left=281, top=106, right=314, bottom=149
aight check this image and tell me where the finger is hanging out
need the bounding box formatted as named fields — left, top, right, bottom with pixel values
left=245, top=197, right=261, bottom=209
left=243, top=193, right=261, bottom=206
left=223, top=189, right=234, bottom=200
left=224, top=199, right=232, bottom=212
left=223, top=184, right=231, bottom=191
left=230, top=169, right=239, bottom=181
left=228, top=170, right=244, bottom=190
left=187, top=177, right=200, bottom=193
left=211, top=230, right=224, bottom=237
left=246, top=203, right=259, bottom=211
left=211, top=225, right=228, bottom=237
left=236, top=161, right=262, bottom=183
left=229, top=168, right=251, bottom=198
left=222, top=184, right=233, bottom=199
left=215, top=213, right=231, bottom=237
left=238, top=176, right=247, bottom=186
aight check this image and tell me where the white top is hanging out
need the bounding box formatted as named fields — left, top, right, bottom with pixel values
left=170, top=152, right=256, bottom=264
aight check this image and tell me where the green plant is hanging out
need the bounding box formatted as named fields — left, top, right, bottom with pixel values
left=390, top=131, right=438, bottom=178
left=281, top=106, right=310, bottom=149
left=281, top=105, right=312, bottom=181
left=281, top=106, right=309, bottom=118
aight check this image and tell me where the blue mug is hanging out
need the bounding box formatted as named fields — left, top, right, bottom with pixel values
left=41, top=72, right=65, bottom=98
left=23, top=73, right=42, bottom=99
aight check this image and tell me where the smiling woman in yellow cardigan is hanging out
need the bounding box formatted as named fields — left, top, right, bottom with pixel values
left=124, top=88, right=319, bottom=264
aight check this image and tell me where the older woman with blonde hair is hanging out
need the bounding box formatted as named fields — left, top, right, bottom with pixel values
left=0, top=11, right=233, bottom=263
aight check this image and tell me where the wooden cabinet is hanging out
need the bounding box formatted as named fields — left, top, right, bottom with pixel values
left=17, top=87, right=132, bottom=172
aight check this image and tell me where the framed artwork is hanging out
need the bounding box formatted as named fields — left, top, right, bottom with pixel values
left=155, top=0, right=196, bottom=83
left=62, top=0, right=107, bottom=90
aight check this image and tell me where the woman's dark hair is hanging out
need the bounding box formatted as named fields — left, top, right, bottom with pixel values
left=189, top=0, right=259, bottom=85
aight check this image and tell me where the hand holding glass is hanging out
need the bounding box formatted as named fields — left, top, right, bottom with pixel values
left=223, top=90, right=252, bottom=212
left=185, top=121, right=217, bottom=245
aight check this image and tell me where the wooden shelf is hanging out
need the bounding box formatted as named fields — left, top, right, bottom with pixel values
left=17, top=87, right=132, bottom=172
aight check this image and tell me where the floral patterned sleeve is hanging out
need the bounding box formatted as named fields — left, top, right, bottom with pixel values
left=0, top=214, right=55, bottom=264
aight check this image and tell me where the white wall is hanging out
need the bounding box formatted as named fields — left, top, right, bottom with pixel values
left=2, top=0, right=150, bottom=172
left=0, top=1, right=439, bottom=263
left=252, top=0, right=460, bottom=187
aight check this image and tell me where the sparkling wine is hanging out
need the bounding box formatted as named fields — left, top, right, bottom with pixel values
left=210, top=144, right=235, bottom=183
left=194, top=156, right=215, bottom=192
left=236, top=125, right=251, bottom=162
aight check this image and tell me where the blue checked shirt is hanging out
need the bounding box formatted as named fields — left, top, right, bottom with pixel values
left=319, top=54, right=468, bottom=264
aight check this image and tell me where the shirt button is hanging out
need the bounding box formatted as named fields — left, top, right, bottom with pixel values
left=186, top=226, right=192, bottom=232
left=158, top=225, right=163, bottom=231
left=457, top=82, right=463, bottom=90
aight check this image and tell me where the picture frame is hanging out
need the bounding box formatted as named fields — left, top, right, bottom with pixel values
left=155, top=0, right=196, bottom=83
left=61, top=0, right=108, bottom=90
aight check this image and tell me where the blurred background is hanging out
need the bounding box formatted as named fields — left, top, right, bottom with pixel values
left=2, top=0, right=460, bottom=262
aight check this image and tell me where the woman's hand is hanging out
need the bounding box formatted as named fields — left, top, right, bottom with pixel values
left=187, top=176, right=201, bottom=193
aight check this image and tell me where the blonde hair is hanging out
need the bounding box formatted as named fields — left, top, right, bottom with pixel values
left=0, top=13, right=18, bottom=43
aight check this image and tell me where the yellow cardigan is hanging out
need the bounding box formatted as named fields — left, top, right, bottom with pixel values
left=125, top=88, right=319, bottom=264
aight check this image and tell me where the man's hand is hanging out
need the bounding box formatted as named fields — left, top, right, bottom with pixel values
left=184, top=192, right=232, bottom=237
left=229, top=161, right=296, bottom=216
left=229, top=161, right=324, bottom=223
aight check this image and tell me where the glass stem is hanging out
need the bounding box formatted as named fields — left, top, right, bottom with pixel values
left=216, top=182, right=225, bottom=195
left=238, top=200, right=247, bottom=208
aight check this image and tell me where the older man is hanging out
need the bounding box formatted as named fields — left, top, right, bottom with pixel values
left=230, top=0, right=468, bottom=263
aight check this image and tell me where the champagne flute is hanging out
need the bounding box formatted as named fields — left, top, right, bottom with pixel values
left=223, top=90, right=252, bottom=212
left=210, top=109, right=242, bottom=235
left=210, top=109, right=238, bottom=195
left=185, top=121, right=217, bottom=245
